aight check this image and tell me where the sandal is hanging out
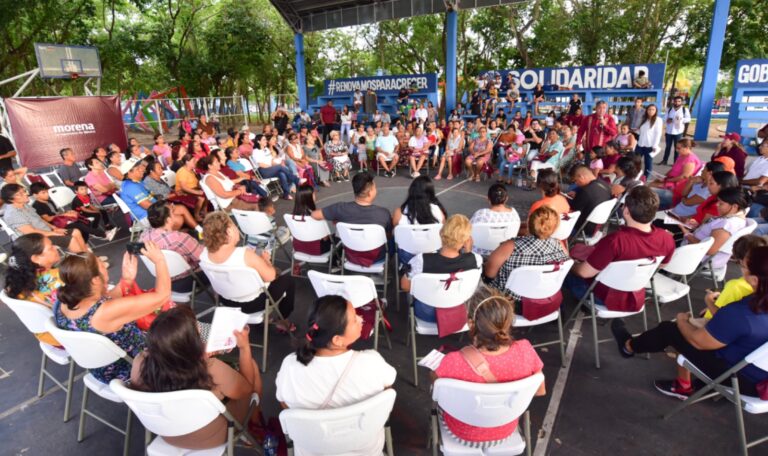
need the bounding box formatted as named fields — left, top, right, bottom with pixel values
left=274, top=319, right=296, bottom=334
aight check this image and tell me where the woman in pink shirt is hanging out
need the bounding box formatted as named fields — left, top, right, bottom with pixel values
left=152, top=134, right=172, bottom=166
left=84, top=157, right=118, bottom=205
left=434, top=285, right=545, bottom=447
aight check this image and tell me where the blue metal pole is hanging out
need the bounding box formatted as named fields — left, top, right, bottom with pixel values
left=694, top=0, right=731, bottom=141
left=445, top=10, right=458, bottom=119
left=294, top=33, right=308, bottom=112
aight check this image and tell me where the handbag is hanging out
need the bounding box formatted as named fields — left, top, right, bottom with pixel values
left=120, top=280, right=176, bottom=331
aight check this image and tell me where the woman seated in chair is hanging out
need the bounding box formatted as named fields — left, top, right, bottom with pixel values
left=252, top=134, right=300, bottom=200
left=54, top=242, right=170, bottom=383
left=528, top=170, right=570, bottom=219
left=291, top=184, right=333, bottom=257
left=142, top=161, right=200, bottom=212
left=464, top=126, right=492, bottom=182
left=175, top=155, right=208, bottom=221
left=668, top=161, right=724, bottom=219
left=401, top=214, right=481, bottom=324
left=131, top=306, right=264, bottom=450
left=528, top=129, right=564, bottom=185
left=5, top=233, right=64, bottom=346
left=211, top=149, right=270, bottom=201
left=649, top=139, right=703, bottom=209
left=485, top=206, right=569, bottom=299
left=284, top=132, right=317, bottom=188
left=678, top=187, right=750, bottom=271
left=433, top=285, right=545, bottom=447
left=276, top=295, right=396, bottom=455
left=198, top=155, right=260, bottom=212
left=106, top=150, right=125, bottom=181
left=611, top=245, right=768, bottom=399
left=470, top=184, right=519, bottom=256
left=200, top=211, right=295, bottom=332
left=392, top=176, right=448, bottom=265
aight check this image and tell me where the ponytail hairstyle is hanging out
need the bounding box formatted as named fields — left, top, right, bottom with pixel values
left=138, top=306, right=213, bottom=392
left=57, top=253, right=102, bottom=310
left=746, top=246, right=768, bottom=314
left=297, top=295, right=349, bottom=366
left=716, top=186, right=751, bottom=212
left=5, top=233, right=47, bottom=299
left=466, top=284, right=515, bottom=351
left=487, top=183, right=508, bottom=206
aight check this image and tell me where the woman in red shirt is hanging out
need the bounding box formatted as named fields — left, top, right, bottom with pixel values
left=434, top=285, right=545, bottom=447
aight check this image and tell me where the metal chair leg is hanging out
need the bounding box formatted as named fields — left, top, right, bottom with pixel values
left=77, top=382, right=89, bottom=442
left=430, top=409, right=439, bottom=456
left=557, top=312, right=566, bottom=367
left=122, top=408, right=132, bottom=456
left=37, top=353, right=47, bottom=397
left=590, top=293, right=600, bottom=369
left=732, top=376, right=748, bottom=456
left=683, top=275, right=694, bottom=315
left=524, top=410, right=532, bottom=456
left=261, top=304, right=271, bottom=373
left=410, top=308, right=419, bottom=387
left=63, top=359, right=75, bottom=422
left=395, top=251, right=401, bottom=312
left=385, top=425, right=394, bottom=456
left=374, top=310, right=380, bottom=352
left=144, top=428, right=152, bottom=450
left=651, top=277, right=661, bottom=323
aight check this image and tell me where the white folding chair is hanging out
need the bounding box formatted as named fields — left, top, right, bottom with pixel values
left=113, top=193, right=149, bottom=241
left=308, top=271, right=391, bottom=351
left=283, top=214, right=335, bottom=276
left=1, top=291, right=76, bottom=422
left=198, top=259, right=285, bottom=372
left=664, top=341, right=768, bottom=455
left=336, top=222, right=390, bottom=301
left=566, top=256, right=665, bottom=368
left=249, top=165, right=281, bottom=198
left=568, top=198, right=619, bottom=248
left=697, top=218, right=758, bottom=289
left=198, top=176, right=221, bottom=211
left=280, top=389, right=396, bottom=456
left=408, top=269, right=482, bottom=386
left=232, top=208, right=290, bottom=261
left=48, top=186, right=77, bottom=211
left=649, top=237, right=715, bottom=321
left=44, top=318, right=135, bottom=456
left=471, top=216, right=521, bottom=255
left=430, top=373, right=545, bottom=456
left=394, top=223, right=443, bottom=310
left=551, top=211, right=581, bottom=241
left=110, top=380, right=259, bottom=456
left=237, top=158, right=254, bottom=172
left=505, top=260, right=574, bottom=367
left=139, top=249, right=215, bottom=312
left=160, top=169, right=176, bottom=188
left=0, top=217, right=20, bottom=242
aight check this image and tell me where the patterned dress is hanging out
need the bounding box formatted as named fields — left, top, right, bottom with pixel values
left=54, top=297, right=146, bottom=383
left=487, top=235, right=569, bottom=297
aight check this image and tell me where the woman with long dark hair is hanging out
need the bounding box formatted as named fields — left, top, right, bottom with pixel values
left=130, top=306, right=263, bottom=449
left=635, top=104, right=662, bottom=177
left=289, top=184, right=333, bottom=260
left=275, top=295, right=396, bottom=454
left=392, top=175, right=447, bottom=226
left=612, top=245, right=768, bottom=399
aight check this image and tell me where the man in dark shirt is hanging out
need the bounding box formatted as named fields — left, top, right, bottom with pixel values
left=569, top=164, right=612, bottom=236
left=523, top=120, right=546, bottom=159
left=568, top=93, right=582, bottom=116
left=319, top=100, right=337, bottom=143
left=272, top=108, right=290, bottom=135
left=0, top=134, right=17, bottom=170
left=312, top=171, right=392, bottom=235
left=397, top=88, right=409, bottom=109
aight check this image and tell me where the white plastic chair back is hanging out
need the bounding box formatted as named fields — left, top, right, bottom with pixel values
left=505, top=260, right=574, bottom=300
left=1, top=290, right=54, bottom=334
left=48, top=186, right=76, bottom=211
left=160, top=169, right=176, bottom=187
left=44, top=317, right=128, bottom=369
left=394, top=224, right=442, bottom=255
left=0, top=217, right=20, bottom=240
left=662, top=237, right=715, bottom=275
left=283, top=214, right=332, bottom=243
left=112, top=193, right=131, bottom=214
left=410, top=269, right=482, bottom=308
left=586, top=198, right=619, bottom=224
left=336, top=222, right=387, bottom=252
left=280, top=389, right=396, bottom=455
left=432, top=373, right=544, bottom=428
left=232, top=209, right=273, bottom=237
left=109, top=380, right=225, bottom=437
left=307, top=271, right=377, bottom=308
left=471, top=218, right=521, bottom=253
left=140, top=250, right=193, bottom=280
left=719, top=218, right=758, bottom=256
left=198, top=176, right=221, bottom=211
left=238, top=158, right=254, bottom=172
left=551, top=211, right=581, bottom=241
left=745, top=340, right=768, bottom=372
left=199, top=258, right=265, bottom=303
left=596, top=256, right=666, bottom=292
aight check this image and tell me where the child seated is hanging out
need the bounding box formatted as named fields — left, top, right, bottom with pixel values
left=589, top=146, right=604, bottom=177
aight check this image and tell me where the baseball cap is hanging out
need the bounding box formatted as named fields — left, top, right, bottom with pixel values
left=714, top=156, right=735, bottom=174
left=720, top=132, right=742, bottom=142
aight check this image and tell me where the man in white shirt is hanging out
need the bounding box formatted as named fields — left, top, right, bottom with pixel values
left=408, top=127, right=429, bottom=178
left=659, top=96, right=691, bottom=165
left=744, top=138, right=768, bottom=187
left=415, top=103, right=429, bottom=125
left=375, top=123, right=399, bottom=177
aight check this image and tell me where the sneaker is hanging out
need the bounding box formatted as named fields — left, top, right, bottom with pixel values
left=389, top=171, right=396, bottom=178
left=104, top=227, right=118, bottom=241
left=654, top=379, right=694, bottom=400
left=343, top=175, right=350, bottom=182
left=0, top=253, right=7, bottom=264
left=411, top=172, right=419, bottom=178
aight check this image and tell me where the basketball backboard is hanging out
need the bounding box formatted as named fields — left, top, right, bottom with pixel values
left=34, top=43, right=102, bottom=79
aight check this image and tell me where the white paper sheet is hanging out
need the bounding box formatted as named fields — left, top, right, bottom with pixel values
left=418, top=349, right=446, bottom=371
left=205, top=307, right=250, bottom=353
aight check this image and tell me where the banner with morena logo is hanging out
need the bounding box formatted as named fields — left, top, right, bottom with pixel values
left=5, top=96, right=128, bottom=169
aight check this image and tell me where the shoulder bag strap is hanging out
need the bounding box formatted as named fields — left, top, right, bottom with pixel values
left=319, top=351, right=360, bottom=409
left=459, top=346, right=498, bottom=383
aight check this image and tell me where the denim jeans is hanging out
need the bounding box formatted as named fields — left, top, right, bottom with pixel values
left=635, top=145, right=654, bottom=177
left=652, top=188, right=674, bottom=210
left=662, top=133, right=682, bottom=164
left=259, top=165, right=299, bottom=197
left=564, top=274, right=605, bottom=306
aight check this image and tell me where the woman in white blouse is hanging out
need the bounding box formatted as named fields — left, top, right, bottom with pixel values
left=635, top=104, right=663, bottom=179
left=251, top=134, right=299, bottom=200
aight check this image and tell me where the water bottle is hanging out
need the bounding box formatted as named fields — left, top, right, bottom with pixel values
left=263, top=433, right=278, bottom=456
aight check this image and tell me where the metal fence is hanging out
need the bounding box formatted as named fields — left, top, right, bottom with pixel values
left=122, top=95, right=248, bottom=134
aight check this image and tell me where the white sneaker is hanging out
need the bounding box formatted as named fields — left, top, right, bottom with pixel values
left=0, top=253, right=7, bottom=264
left=104, top=227, right=118, bottom=241
left=411, top=172, right=419, bottom=178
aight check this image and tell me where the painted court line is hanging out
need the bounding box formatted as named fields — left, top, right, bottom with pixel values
left=0, top=371, right=86, bottom=422
left=435, top=178, right=469, bottom=196
left=533, top=317, right=583, bottom=456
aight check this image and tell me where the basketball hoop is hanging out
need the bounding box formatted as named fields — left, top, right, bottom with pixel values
left=70, top=73, right=79, bottom=80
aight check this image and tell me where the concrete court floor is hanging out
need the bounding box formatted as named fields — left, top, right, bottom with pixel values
left=1, top=144, right=767, bottom=455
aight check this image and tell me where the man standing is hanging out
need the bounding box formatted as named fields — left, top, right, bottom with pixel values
left=659, top=96, right=690, bottom=165
left=56, top=147, right=85, bottom=188
left=625, top=98, right=646, bottom=137
left=375, top=123, right=399, bottom=177
left=577, top=100, right=618, bottom=153
left=364, top=88, right=378, bottom=121
left=320, top=100, right=337, bottom=143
